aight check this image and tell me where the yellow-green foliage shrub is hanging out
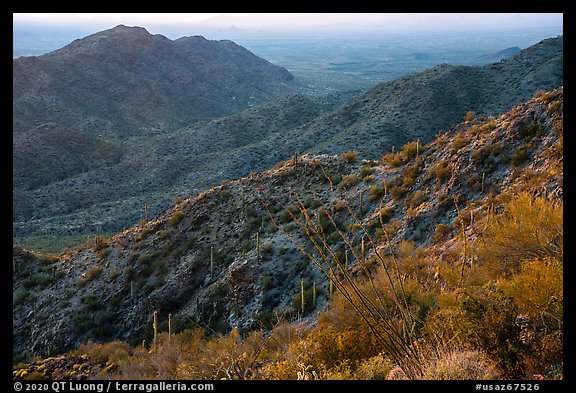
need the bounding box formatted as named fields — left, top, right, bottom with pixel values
left=75, top=340, right=133, bottom=365
left=498, top=257, right=562, bottom=322
left=368, top=184, right=384, bottom=201
left=399, top=141, right=421, bottom=161
left=338, top=174, right=360, bottom=190
left=340, top=150, right=359, bottom=163
left=382, top=152, right=402, bottom=167
left=427, top=192, right=564, bottom=378
left=450, top=131, right=469, bottom=152
left=428, top=159, right=451, bottom=183
left=497, top=256, right=563, bottom=375
left=168, top=210, right=185, bottom=226
left=476, top=193, right=562, bottom=276
left=354, top=353, right=393, bottom=380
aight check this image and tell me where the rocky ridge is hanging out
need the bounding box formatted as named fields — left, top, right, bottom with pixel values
left=13, top=87, right=563, bottom=360
left=12, top=36, right=562, bottom=250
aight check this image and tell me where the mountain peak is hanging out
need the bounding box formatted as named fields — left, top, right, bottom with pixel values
left=45, top=24, right=167, bottom=58
left=13, top=25, right=297, bottom=137
left=97, top=24, right=168, bottom=42
left=109, top=24, right=148, bottom=32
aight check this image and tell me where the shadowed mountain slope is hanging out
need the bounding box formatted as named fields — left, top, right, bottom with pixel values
left=12, top=35, right=562, bottom=252
left=13, top=25, right=296, bottom=138
left=13, top=87, right=563, bottom=359
left=287, top=36, right=563, bottom=157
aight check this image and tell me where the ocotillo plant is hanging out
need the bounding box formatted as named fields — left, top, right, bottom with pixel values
left=153, top=311, right=158, bottom=350
left=264, top=188, right=430, bottom=379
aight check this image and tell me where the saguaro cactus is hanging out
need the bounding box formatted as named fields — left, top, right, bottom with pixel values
left=168, top=313, right=172, bottom=343
left=301, top=279, right=305, bottom=315
left=153, top=311, right=158, bottom=350
left=313, top=282, right=316, bottom=307
left=256, top=232, right=260, bottom=262
left=210, top=246, right=214, bottom=274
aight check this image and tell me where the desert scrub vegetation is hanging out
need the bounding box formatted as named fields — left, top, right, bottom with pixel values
left=22, top=186, right=561, bottom=380
left=258, top=188, right=563, bottom=380
left=476, top=192, right=562, bottom=276
left=381, top=140, right=423, bottom=168
left=340, top=150, right=359, bottom=163
left=338, top=173, right=360, bottom=191
left=168, top=210, right=185, bottom=226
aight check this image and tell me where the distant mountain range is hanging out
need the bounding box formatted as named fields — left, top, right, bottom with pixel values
left=12, top=27, right=563, bottom=251
left=476, top=46, right=521, bottom=62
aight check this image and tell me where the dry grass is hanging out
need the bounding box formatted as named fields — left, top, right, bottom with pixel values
left=418, top=347, right=499, bottom=380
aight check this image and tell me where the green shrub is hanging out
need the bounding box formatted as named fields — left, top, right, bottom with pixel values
left=261, top=242, right=274, bottom=257
left=359, top=166, right=373, bottom=180
left=338, top=174, right=360, bottom=191
left=75, top=341, right=133, bottom=365
left=22, top=273, right=55, bottom=289
left=389, top=185, right=408, bottom=199
left=429, top=160, right=451, bottom=183
left=432, top=224, right=452, bottom=243
left=382, top=152, right=402, bottom=167
left=368, top=185, right=384, bottom=202
left=401, top=163, right=422, bottom=188
left=437, top=195, right=454, bottom=211
left=93, top=236, right=109, bottom=251
left=81, top=295, right=102, bottom=312
left=86, top=265, right=101, bottom=281
left=355, top=353, right=393, bottom=380
left=169, top=210, right=185, bottom=226
left=464, top=111, right=476, bottom=122
left=399, top=141, right=420, bottom=161
left=450, top=132, right=469, bottom=152
left=518, top=122, right=544, bottom=140
left=375, top=206, right=395, bottom=224
left=340, top=150, right=359, bottom=163
left=407, top=190, right=427, bottom=209
left=511, top=146, right=530, bottom=166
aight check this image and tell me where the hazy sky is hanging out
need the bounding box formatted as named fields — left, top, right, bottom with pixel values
left=13, top=13, right=563, bottom=33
